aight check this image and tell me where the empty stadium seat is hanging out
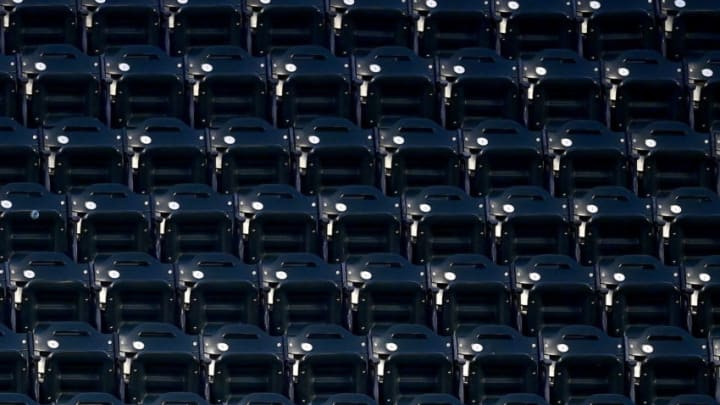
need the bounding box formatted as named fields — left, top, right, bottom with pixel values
left=412, top=0, right=494, bottom=59
left=0, top=119, right=40, bottom=186
left=602, top=51, right=688, bottom=130
left=683, top=255, right=720, bottom=336
left=494, top=0, right=578, bottom=59
left=319, top=186, right=402, bottom=263
left=541, top=325, right=625, bottom=405
left=0, top=55, right=19, bottom=122
left=0, top=325, right=30, bottom=395
left=57, top=393, right=122, bottom=405
left=287, top=324, right=370, bottom=404
left=145, top=392, right=209, bottom=405
left=660, top=0, right=720, bottom=60
left=403, top=186, right=488, bottom=264
left=429, top=254, right=513, bottom=334
left=345, top=253, right=427, bottom=334
left=186, top=46, right=268, bottom=128
left=370, top=325, right=453, bottom=405
left=260, top=253, right=343, bottom=335
left=32, top=322, right=116, bottom=403
left=630, top=326, right=712, bottom=405
left=687, top=52, right=720, bottom=132
left=576, top=0, right=660, bottom=60
left=463, top=120, right=544, bottom=196
left=152, top=184, right=234, bottom=262
left=294, top=117, right=376, bottom=194
left=579, top=394, right=634, bottom=405
left=598, top=255, right=684, bottom=336
left=118, top=323, right=202, bottom=403
left=455, top=325, right=538, bottom=405
left=245, top=0, right=327, bottom=56
left=209, top=118, right=291, bottom=193
left=79, top=0, right=162, bottom=55
left=321, top=394, right=377, bottom=405
left=126, top=118, right=208, bottom=193
left=163, top=0, right=244, bottom=55
left=43, top=118, right=124, bottom=193
left=488, top=394, right=549, bottom=405
left=667, top=395, right=719, bottom=405
left=20, top=45, right=102, bottom=127
left=237, top=185, right=319, bottom=263
left=656, top=188, right=720, bottom=265
left=629, top=121, right=715, bottom=196
left=513, top=255, right=598, bottom=335
left=104, top=46, right=186, bottom=127
left=0, top=394, right=37, bottom=405
left=487, top=186, right=572, bottom=264
left=328, top=0, right=412, bottom=56
left=0, top=183, right=68, bottom=261
left=356, top=47, right=437, bottom=128
left=69, top=183, right=151, bottom=262
left=439, top=48, right=521, bottom=129
left=1, top=0, right=80, bottom=53
left=201, top=323, right=284, bottom=403
left=572, top=186, right=656, bottom=265
left=7, top=252, right=91, bottom=332
left=520, top=50, right=604, bottom=130
left=233, top=393, right=294, bottom=405
left=92, top=252, right=176, bottom=332
left=545, top=120, right=630, bottom=197
left=271, top=46, right=352, bottom=127
left=378, top=118, right=461, bottom=195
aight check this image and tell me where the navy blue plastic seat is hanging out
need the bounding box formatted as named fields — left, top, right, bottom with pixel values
left=1, top=0, right=80, bottom=53
left=0, top=326, right=30, bottom=395
left=487, top=394, right=548, bottom=405
left=667, top=396, right=719, bottom=405
left=163, top=0, right=244, bottom=56
left=579, top=395, right=634, bottom=405
left=56, top=393, right=122, bottom=405
left=0, top=119, right=40, bottom=186
left=328, top=0, right=412, bottom=56
left=144, top=392, right=209, bottom=405
left=321, top=394, right=376, bottom=405
left=660, top=0, right=720, bottom=60
left=0, top=394, right=37, bottom=405
left=683, top=255, right=720, bottom=336
left=0, top=56, right=20, bottom=123
left=79, top=0, right=162, bottom=55
left=245, top=0, right=327, bottom=56
left=231, top=393, right=294, bottom=405
left=687, top=52, right=720, bottom=132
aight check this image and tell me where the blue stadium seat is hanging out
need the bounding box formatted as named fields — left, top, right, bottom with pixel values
left=232, top=393, right=294, bottom=405
left=0, top=325, right=30, bottom=396
left=92, top=252, right=176, bottom=332
left=487, top=394, right=548, bottom=405
left=260, top=253, right=343, bottom=335
left=152, top=184, right=234, bottom=262
left=683, top=255, right=720, bottom=336
left=287, top=324, right=370, bottom=404
left=463, top=120, right=544, bottom=196
left=0, top=119, right=40, bottom=186
left=321, top=394, right=376, bottom=405
left=319, top=186, right=402, bottom=263
left=7, top=252, right=91, bottom=332
left=56, top=393, right=122, bottom=405
left=439, top=48, right=521, bottom=129
left=328, top=0, right=412, bottom=56
left=1, top=0, right=80, bottom=53
left=175, top=253, right=259, bottom=334
left=687, top=52, right=720, bottom=132
left=667, top=395, right=720, bottom=405
left=660, top=0, right=720, bottom=60
left=209, top=118, right=291, bottom=193
left=43, top=118, right=124, bottom=193
left=429, top=254, right=514, bottom=334
left=0, top=56, right=20, bottom=124
left=69, top=183, right=151, bottom=262
left=79, top=0, right=162, bottom=55
left=455, top=325, right=539, bottom=405
left=403, top=186, right=488, bottom=264
left=345, top=253, right=427, bottom=334
left=245, top=0, right=327, bottom=56
left=32, top=322, right=116, bottom=403
left=163, top=0, right=244, bottom=56
left=579, top=394, right=634, bottom=405
left=201, top=324, right=284, bottom=403
left=145, top=392, right=209, bottom=405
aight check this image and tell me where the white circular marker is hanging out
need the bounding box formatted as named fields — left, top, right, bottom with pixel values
left=168, top=201, right=180, bottom=210
left=192, top=270, right=205, bottom=280
left=502, top=204, right=515, bottom=214
left=285, top=63, right=297, bottom=73
left=471, top=343, right=483, bottom=352
left=140, top=135, right=152, bottom=145
left=535, top=66, right=547, bottom=76
left=132, top=341, right=145, bottom=350
left=369, top=64, right=382, bottom=73
left=95, top=0, right=106, bottom=3
left=645, top=139, right=656, bottom=148
left=57, top=135, right=69, bottom=145
left=508, top=1, right=519, bottom=10
left=702, top=68, right=714, bottom=78
left=360, top=270, right=373, bottom=280
left=118, top=63, right=131, bottom=72
left=301, top=342, right=313, bottom=351
left=260, top=0, right=271, bottom=4
left=252, top=201, right=264, bottom=210
left=275, top=271, right=288, bottom=280
left=561, top=138, right=573, bottom=147
left=529, top=272, right=541, bottom=281
left=0, top=200, right=11, bottom=209
left=587, top=204, right=599, bottom=214
left=641, top=344, right=654, bottom=354
left=85, top=201, right=97, bottom=210
left=385, top=342, right=398, bottom=352
left=444, top=272, right=457, bottom=281
left=12, top=0, right=22, bottom=3
left=223, top=136, right=236, bottom=145
left=426, top=0, right=437, bottom=8
left=613, top=272, right=626, bottom=282
left=308, top=135, right=320, bottom=145
left=47, top=340, right=59, bottom=349
left=178, top=0, right=188, bottom=4
left=453, top=65, right=465, bottom=75
left=393, top=136, right=405, bottom=145
left=23, top=270, right=35, bottom=279
left=674, top=0, right=686, bottom=8
left=344, top=0, right=355, bottom=4
left=201, top=63, right=213, bottom=73
left=700, top=273, right=712, bottom=282
left=30, top=210, right=39, bottom=220
left=589, top=1, right=601, bottom=9
left=34, top=62, right=46, bottom=72
left=419, top=203, right=432, bottom=213
left=335, top=203, right=347, bottom=212
left=108, top=270, right=120, bottom=279
left=557, top=343, right=569, bottom=353
left=670, top=204, right=682, bottom=214
left=618, top=67, right=630, bottom=77
left=217, top=342, right=229, bottom=352
left=477, top=137, right=489, bottom=146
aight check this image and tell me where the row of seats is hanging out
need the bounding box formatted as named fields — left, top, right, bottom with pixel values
left=0, top=0, right=719, bottom=60
left=2, top=115, right=718, bottom=198
left=4, top=44, right=720, bottom=131
left=0, top=250, right=716, bottom=338
left=0, top=321, right=713, bottom=405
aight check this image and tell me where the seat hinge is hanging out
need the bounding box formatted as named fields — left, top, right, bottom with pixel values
left=37, top=357, right=46, bottom=383
left=435, top=289, right=444, bottom=307
left=207, top=359, right=216, bottom=383
left=183, top=286, right=193, bottom=310
left=85, top=11, right=94, bottom=28
left=605, top=289, right=614, bottom=309
left=326, top=220, right=334, bottom=240
left=417, top=16, right=425, bottom=32
left=99, top=286, right=108, bottom=311
left=123, top=358, right=132, bottom=384
left=13, top=286, right=22, bottom=310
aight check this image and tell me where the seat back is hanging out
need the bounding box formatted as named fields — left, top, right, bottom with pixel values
left=328, top=0, right=412, bottom=56
left=165, top=0, right=244, bottom=55
left=0, top=118, right=40, bottom=186
left=245, top=0, right=327, bottom=56
left=79, top=0, right=162, bottom=55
